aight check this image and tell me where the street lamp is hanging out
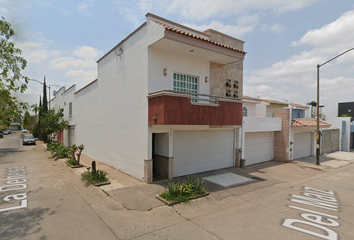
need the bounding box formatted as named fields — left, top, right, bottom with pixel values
left=29, top=78, right=61, bottom=109
left=316, top=48, right=354, bottom=165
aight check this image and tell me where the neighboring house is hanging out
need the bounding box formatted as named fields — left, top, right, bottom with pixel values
left=9, top=116, right=22, bottom=131
left=241, top=96, right=332, bottom=166
left=322, top=102, right=354, bottom=151
left=52, top=13, right=246, bottom=182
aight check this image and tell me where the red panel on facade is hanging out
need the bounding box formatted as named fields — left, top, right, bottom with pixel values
left=148, top=95, right=242, bottom=125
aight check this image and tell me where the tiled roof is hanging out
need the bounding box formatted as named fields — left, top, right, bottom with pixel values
left=243, top=96, right=309, bottom=108
left=291, top=119, right=331, bottom=127
left=153, top=20, right=246, bottom=54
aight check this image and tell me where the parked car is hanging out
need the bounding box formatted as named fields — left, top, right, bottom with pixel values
left=22, top=129, right=28, bottom=133
left=22, top=135, right=36, bottom=145
left=8, top=129, right=11, bottom=134
left=3, top=130, right=9, bottom=135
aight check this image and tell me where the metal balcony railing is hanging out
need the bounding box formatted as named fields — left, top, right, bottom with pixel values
left=148, top=89, right=242, bottom=104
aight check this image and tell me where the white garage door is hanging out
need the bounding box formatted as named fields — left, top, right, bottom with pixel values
left=245, top=132, right=274, bottom=166
left=68, top=126, right=75, bottom=147
left=173, top=130, right=234, bottom=177
left=294, top=132, right=312, bottom=159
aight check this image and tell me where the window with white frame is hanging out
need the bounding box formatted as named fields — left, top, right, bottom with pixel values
left=69, top=102, right=73, bottom=116
left=242, top=107, right=247, bottom=116
left=173, top=73, right=198, bottom=93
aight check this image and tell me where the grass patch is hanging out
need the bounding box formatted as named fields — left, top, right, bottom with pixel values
left=81, top=167, right=109, bottom=187
left=159, top=176, right=206, bottom=203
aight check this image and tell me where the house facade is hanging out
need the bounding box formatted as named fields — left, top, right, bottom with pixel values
left=241, top=96, right=332, bottom=166
left=52, top=13, right=246, bottom=182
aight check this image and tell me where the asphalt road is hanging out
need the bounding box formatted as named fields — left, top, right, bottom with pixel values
left=0, top=132, right=118, bottom=240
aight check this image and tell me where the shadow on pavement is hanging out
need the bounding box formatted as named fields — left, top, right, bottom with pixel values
left=0, top=148, right=25, bottom=165
left=0, top=207, right=54, bottom=240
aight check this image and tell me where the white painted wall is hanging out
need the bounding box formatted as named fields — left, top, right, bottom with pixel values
left=243, top=116, right=282, bottom=132
left=327, top=117, right=351, bottom=151
left=51, top=20, right=166, bottom=180
left=154, top=133, right=169, bottom=157
left=242, top=102, right=256, bottom=117
left=148, top=46, right=210, bottom=94
left=255, top=103, right=267, bottom=117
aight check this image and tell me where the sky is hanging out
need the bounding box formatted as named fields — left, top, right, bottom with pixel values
left=1, top=0, right=354, bottom=109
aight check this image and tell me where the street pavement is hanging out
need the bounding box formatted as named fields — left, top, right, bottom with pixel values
left=1, top=131, right=354, bottom=240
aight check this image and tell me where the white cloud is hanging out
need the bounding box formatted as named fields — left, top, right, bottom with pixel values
left=261, top=23, right=286, bottom=34
left=187, top=20, right=255, bottom=38
left=166, top=0, right=318, bottom=21
left=50, top=57, right=96, bottom=70
left=77, top=0, right=94, bottom=15
left=292, top=10, right=354, bottom=50
left=65, top=69, right=97, bottom=88
left=245, top=9, right=354, bottom=107
left=73, top=45, right=102, bottom=59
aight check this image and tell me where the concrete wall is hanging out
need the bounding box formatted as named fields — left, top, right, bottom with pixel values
left=321, top=129, right=340, bottom=154
left=273, top=108, right=291, bottom=162
left=242, top=102, right=256, bottom=117
left=148, top=47, right=210, bottom=94
left=51, top=21, right=165, bottom=181
left=207, top=31, right=243, bottom=99
left=324, top=117, right=351, bottom=152
left=243, top=116, right=282, bottom=133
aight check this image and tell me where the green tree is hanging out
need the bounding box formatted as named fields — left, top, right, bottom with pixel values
left=0, top=16, right=29, bottom=128
left=42, top=77, right=48, bottom=113
left=23, top=111, right=30, bottom=129
left=40, top=108, right=68, bottom=143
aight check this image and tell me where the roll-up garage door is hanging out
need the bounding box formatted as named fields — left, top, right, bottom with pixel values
left=173, top=130, right=234, bottom=177
left=245, top=132, right=274, bottom=166
left=293, top=132, right=312, bottom=159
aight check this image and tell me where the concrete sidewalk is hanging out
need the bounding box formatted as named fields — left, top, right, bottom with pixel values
left=38, top=143, right=354, bottom=239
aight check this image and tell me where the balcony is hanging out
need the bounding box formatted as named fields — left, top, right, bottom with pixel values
left=243, top=116, right=282, bottom=132
left=148, top=90, right=242, bottom=126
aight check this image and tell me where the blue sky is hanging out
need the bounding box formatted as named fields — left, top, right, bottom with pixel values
left=1, top=0, right=354, bottom=108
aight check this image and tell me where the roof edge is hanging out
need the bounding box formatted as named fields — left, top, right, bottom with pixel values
left=97, top=22, right=147, bottom=63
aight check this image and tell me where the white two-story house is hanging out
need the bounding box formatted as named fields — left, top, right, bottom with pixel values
left=242, top=96, right=331, bottom=165
left=52, top=13, right=246, bottom=182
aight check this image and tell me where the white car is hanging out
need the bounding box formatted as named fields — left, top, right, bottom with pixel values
left=22, top=129, right=28, bottom=133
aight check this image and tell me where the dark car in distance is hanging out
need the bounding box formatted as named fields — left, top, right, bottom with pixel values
left=22, top=135, right=36, bottom=145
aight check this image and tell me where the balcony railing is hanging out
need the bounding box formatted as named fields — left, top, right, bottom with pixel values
left=148, top=89, right=242, bottom=126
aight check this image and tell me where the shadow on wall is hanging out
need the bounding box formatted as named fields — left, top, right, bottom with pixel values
left=0, top=207, right=53, bottom=240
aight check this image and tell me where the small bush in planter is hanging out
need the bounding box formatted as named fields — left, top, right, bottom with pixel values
left=81, top=167, right=109, bottom=187
left=159, top=175, right=206, bottom=203
left=67, top=144, right=84, bottom=166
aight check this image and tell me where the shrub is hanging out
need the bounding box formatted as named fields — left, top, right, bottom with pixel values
left=81, top=167, right=109, bottom=187
left=67, top=144, right=84, bottom=165
left=160, top=175, right=206, bottom=202
left=47, top=142, right=70, bottom=160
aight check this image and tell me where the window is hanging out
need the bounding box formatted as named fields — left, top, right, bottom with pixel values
left=226, top=79, right=232, bottom=88
left=296, top=112, right=300, bottom=118
left=226, top=90, right=231, bottom=97
left=233, top=92, right=239, bottom=98
left=69, top=102, right=73, bottom=116
left=173, top=73, right=198, bottom=93
left=242, top=107, right=247, bottom=116
left=234, top=81, right=239, bottom=89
